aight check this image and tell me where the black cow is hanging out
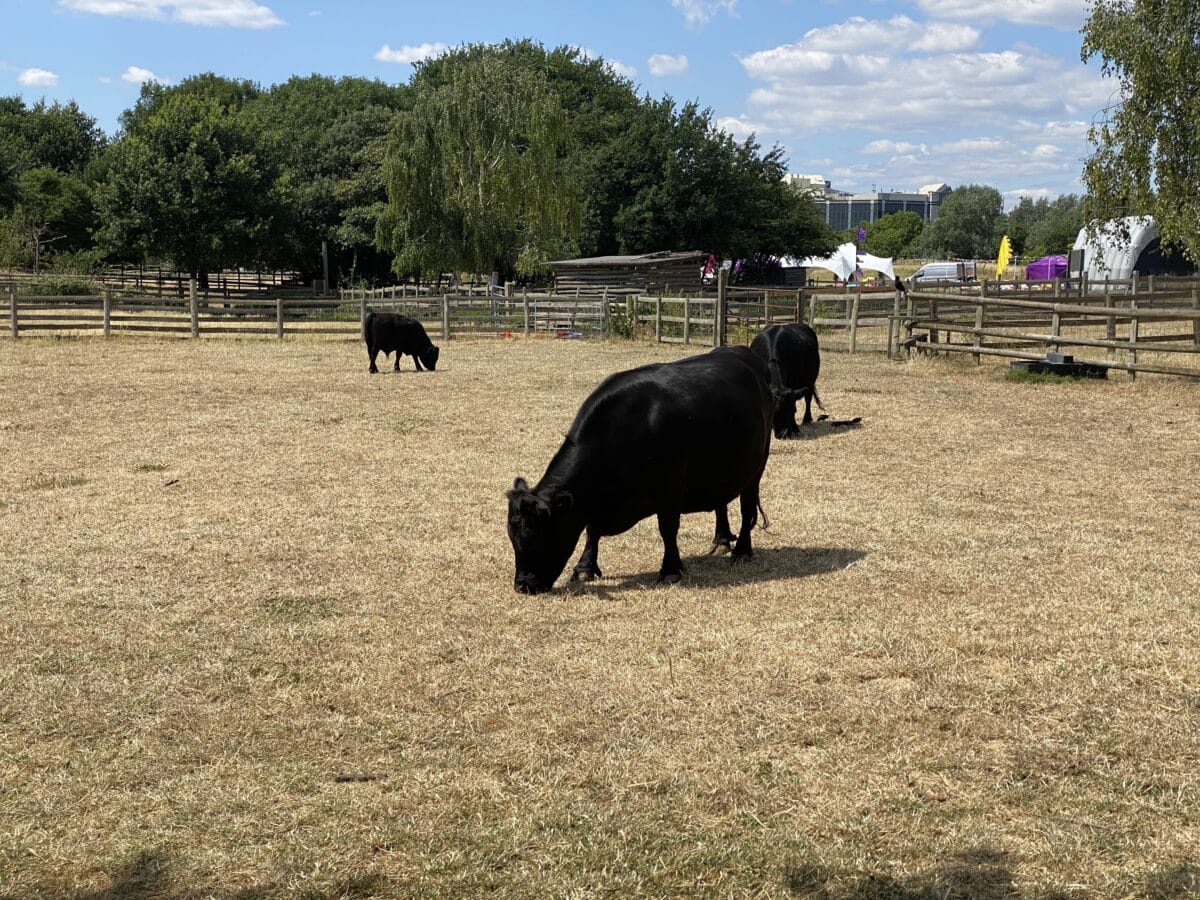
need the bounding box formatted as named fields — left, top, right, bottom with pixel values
left=364, top=311, right=440, bottom=374
left=506, top=347, right=773, bottom=595
left=750, top=323, right=825, bottom=438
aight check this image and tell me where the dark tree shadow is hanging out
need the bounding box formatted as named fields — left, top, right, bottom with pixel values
left=784, top=848, right=1075, bottom=900
left=2, top=849, right=387, bottom=900
left=566, top=545, right=867, bottom=597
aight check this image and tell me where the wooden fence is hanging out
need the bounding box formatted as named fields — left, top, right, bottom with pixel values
left=899, top=286, right=1200, bottom=380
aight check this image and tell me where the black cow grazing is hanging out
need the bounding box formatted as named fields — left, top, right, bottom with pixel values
left=750, top=323, right=826, bottom=438
left=506, top=347, right=773, bottom=594
left=364, top=311, right=440, bottom=374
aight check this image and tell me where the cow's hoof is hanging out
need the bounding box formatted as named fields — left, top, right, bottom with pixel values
left=570, top=568, right=600, bottom=583
left=658, top=571, right=683, bottom=584
left=707, top=540, right=733, bottom=556
left=730, top=551, right=753, bottom=565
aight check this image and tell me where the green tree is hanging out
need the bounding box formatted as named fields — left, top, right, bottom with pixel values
left=1082, top=0, right=1200, bottom=260
left=864, top=211, right=924, bottom=258
left=0, top=167, right=95, bottom=271
left=1005, top=195, right=1084, bottom=257
left=377, top=53, right=580, bottom=278
left=918, top=185, right=1004, bottom=258
left=96, top=88, right=279, bottom=279
left=244, top=75, right=407, bottom=283
left=0, top=97, right=106, bottom=176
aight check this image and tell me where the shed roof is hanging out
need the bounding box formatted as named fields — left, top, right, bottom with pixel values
left=549, top=251, right=707, bottom=268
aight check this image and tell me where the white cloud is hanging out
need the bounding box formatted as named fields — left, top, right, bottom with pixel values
left=18, top=68, right=58, bottom=87
left=98, top=76, right=114, bottom=83
left=375, top=42, right=449, bottom=64
left=716, top=115, right=765, bottom=138
left=121, top=65, right=168, bottom=84
left=648, top=53, right=689, bottom=77
left=797, top=16, right=979, bottom=54
left=671, top=0, right=736, bottom=27
left=910, top=0, right=1087, bottom=29
left=573, top=46, right=637, bottom=80
left=59, top=0, right=283, bottom=28
left=862, top=140, right=927, bottom=156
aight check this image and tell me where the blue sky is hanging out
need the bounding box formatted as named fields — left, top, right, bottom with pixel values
left=3, top=0, right=1107, bottom=205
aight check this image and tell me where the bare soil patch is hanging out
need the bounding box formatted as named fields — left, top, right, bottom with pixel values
left=2, top=336, right=1199, bottom=898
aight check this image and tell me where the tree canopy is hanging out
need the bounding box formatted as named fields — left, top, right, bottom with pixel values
left=1082, top=0, right=1200, bottom=260
left=377, top=52, right=580, bottom=278
left=96, top=83, right=279, bottom=277
left=918, top=185, right=1004, bottom=259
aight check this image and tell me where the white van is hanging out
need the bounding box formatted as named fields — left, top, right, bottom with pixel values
left=910, top=261, right=976, bottom=284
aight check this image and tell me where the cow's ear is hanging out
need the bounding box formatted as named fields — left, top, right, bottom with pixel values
left=511, top=477, right=529, bottom=493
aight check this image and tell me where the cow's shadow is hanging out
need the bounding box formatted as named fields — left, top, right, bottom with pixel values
left=778, top=417, right=864, bottom=442
left=567, top=545, right=866, bottom=597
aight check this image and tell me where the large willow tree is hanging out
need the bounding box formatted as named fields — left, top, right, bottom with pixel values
left=377, top=54, right=580, bottom=278
left=1082, top=0, right=1200, bottom=259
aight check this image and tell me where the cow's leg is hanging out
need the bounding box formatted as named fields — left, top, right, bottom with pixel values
left=732, top=480, right=760, bottom=562
left=413, top=353, right=423, bottom=372
left=570, top=527, right=603, bottom=582
left=708, top=505, right=736, bottom=555
left=785, top=397, right=801, bottom=436
left=801, top=390, right=814, bottom=425
left=393, top=351, right=401, bottom=373
left=657, top=511, right=684, bottom=583
left=368, top=344, right=379, bottom=374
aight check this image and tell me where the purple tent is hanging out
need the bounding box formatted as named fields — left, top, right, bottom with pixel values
left=1025, top=255, right=1068, bottom=280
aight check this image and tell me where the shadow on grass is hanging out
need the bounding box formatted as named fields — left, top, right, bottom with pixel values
left=785, top=848, right=1062, bottom=899
left=3, top=848, right=387, bottom=900
left=569, top=545, right=866, bottom=597
left=778, top=418, right=866, bottom=443
left=785, top=850, right=1200, bottom=899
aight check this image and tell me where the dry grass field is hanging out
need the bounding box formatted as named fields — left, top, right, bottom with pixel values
left=2, top=335, right=1200, bottom=899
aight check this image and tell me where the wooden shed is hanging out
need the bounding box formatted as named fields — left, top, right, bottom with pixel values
left=550, top=251, right=708, bottom=295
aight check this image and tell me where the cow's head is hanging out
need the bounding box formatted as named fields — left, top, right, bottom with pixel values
left=770, top=387, right=807, bottom=438
left=420, top=344, right=441, bottom=371
left=506, top=477, right=576, bottom=594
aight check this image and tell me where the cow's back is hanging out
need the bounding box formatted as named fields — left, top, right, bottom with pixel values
left=561, top=348, right=772, bottom=527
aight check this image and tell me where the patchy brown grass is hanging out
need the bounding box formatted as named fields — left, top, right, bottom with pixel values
left=2, top=335, right=1199, bottom=899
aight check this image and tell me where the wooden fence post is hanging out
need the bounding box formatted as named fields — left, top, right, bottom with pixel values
left=1051, top=308, right=1062, bottom=353
left=1105, top=279, right=1116, bottom=358
left=601, top=286, right=609, bottom=335
left=276, top=296, right=284, bottom=339
left=1128, top=302, right=1139, bottom=381
left=7, top=285, right=16, bottom=338
left=972, top=301, right=984, bottom=364
left=795, top=289, right=803, bottom=325
left=683, top=297, right=691, bottom=345
left=655, top=296, right=662, bottom=342
left=189, top=277, right=199, bottom=338
left=762, top=290, right=769, bottom=328
left=441, top=294, right=450, bottom=340
left=848, top=286, right=861, bottom=354
left=103, top=290, right=112, bottom=338
left=523, top=287, right=530, bottom=339
left=714, top=267, right=727, bottom=347
left=887, top=290, right=900, bottom=359
left=1192, top=290, right=1199, bottom=349
left=929, top=298, right=940, bottom=351
left=359, top=289, right=367, bottom=334
left=904, top=293, right=914, bottom=356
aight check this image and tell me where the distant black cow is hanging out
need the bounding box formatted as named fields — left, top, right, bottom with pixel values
left=506, top=347, right=773, bottom=594
left=750, top=323, right=825, bottom=438
left=364, top=311, right=440, bottom=374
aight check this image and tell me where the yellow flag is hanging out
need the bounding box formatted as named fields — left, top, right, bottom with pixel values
left=996, top=235, right=1012, bottom=280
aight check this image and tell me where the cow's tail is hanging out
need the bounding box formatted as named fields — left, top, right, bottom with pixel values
left=757, top=499, right=771, bottom=532
left=362, top=309, right=374, bottom=341
left=810, top=384, right=827, bottom=413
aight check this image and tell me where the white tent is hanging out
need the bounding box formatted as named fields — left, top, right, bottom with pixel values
left=1070, top=216, right=1157, bottom=282
left=858, top=251, right=895, bottom=280
left=783, top=242, right=896, bottom=281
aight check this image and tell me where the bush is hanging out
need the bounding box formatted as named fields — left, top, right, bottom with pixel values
left=45, top=249, right=106, bottom=276
left=20, top=276, right=103, bottom=296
